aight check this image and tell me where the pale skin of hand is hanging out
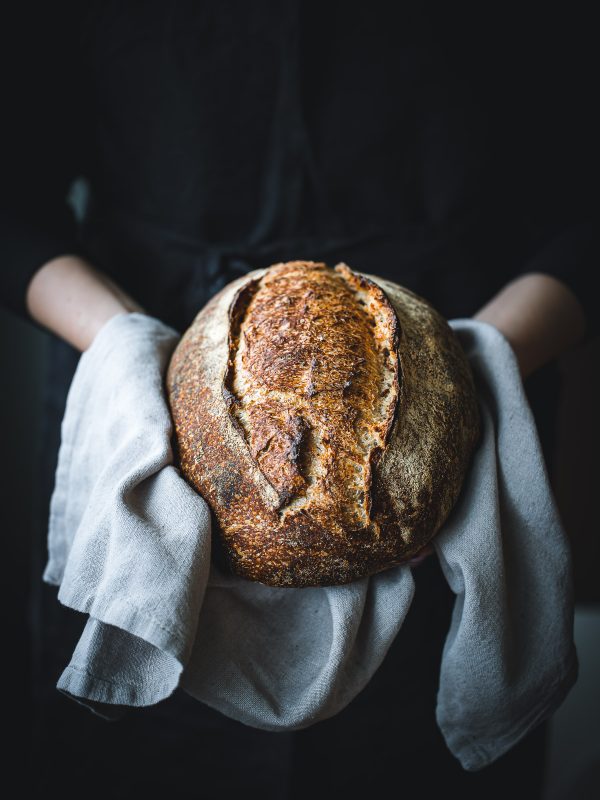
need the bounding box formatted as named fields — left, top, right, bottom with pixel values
left=26, top=254, right=587, bottom=370
left=26, top=254, right=145, bottom=350
left=26, top=254, right=587, bottom=565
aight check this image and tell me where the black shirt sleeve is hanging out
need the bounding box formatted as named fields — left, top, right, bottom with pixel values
left=434, top=5, right=599, bottom=341
left=496, top=11, right=599, bottom=341
left=0, top=3, right=89, bottom=321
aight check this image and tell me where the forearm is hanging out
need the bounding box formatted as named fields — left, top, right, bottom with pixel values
left=473, top=272, right=587, bottom=379
left=26, top=255, right=144, bottom=351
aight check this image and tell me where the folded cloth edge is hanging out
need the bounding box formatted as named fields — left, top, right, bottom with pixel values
left=41, top=313, right=579, bottom=775
left=437, top=617, right=578, bottom=771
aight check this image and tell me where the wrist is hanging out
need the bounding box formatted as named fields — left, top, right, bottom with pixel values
left=26, top=255, right=145, bottom=351
left=473, top=273, right=586, bottom=380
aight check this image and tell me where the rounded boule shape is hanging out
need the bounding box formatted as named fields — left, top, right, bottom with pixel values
left=166, top=260, right=480, bottom=587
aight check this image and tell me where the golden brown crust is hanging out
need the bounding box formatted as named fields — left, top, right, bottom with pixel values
left=166, top=260, right=480, bottom=587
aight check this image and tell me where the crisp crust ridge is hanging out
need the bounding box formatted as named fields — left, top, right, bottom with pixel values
left=166, top=260, right=480, bottom=587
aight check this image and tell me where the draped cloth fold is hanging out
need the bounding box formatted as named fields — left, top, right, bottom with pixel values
left=43, top=312, right=577, bottom=771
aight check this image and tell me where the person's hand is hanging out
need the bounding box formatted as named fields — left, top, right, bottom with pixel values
left=473, top=272, right=586, bottom=380
left=26, top=254, right=145, bottom=351
left=405, top=543, right=435, bottom=567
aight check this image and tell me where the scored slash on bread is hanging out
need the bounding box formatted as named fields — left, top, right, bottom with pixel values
left=167, top=260, right=480, bottom=587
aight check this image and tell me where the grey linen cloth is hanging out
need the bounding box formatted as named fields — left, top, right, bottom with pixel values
left=43, top=312, right=577, bottom=771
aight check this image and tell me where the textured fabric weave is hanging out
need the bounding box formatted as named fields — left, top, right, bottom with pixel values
left=44, top=312, right=577, bottom=771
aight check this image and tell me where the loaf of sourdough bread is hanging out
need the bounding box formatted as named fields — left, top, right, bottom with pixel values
left=166, top=260, right=480, bottom=587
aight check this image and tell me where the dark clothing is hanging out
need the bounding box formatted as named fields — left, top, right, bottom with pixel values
left=2, top=2, right=598, bottom=331
left=2, top=2, right=597, bottom=796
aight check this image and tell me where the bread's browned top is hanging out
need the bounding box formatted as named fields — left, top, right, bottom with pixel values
left=224, top=261, right=399, bottom=533
left=167, top=259, right=480, bottom=587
